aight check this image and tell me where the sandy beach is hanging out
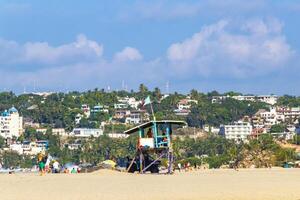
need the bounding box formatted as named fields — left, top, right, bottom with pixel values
left=0, top=168, right=299, bottom=200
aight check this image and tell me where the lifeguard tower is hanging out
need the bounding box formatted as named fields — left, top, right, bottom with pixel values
left=124, top=120, right=186, bottom=174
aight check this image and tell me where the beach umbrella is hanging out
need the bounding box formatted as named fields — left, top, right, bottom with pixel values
left=101, top=160, right=116, bottom=169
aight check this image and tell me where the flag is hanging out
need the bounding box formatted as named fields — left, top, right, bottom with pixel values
left=144, top=96, right=151, bottom=106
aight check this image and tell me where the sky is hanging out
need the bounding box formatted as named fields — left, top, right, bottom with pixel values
left=1, top=0, right=300, bottom=95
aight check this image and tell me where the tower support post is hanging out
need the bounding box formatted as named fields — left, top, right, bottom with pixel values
left=139, top=150, right=143, bottom=173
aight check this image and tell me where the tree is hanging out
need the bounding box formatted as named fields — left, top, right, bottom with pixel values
left=138, top=84, right=148, bottom=94
left=0, top=151, right=22, bottom=168
left=0, top=136, right=5, bottom=148
left=24, top=127, right=37, bottom=141
left=270, top=124, right=286, bottom=133
left=153, top=87, right=162, bottom=100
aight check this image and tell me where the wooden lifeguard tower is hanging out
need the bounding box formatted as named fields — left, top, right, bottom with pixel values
left=124, top=120, right=186, bottom=174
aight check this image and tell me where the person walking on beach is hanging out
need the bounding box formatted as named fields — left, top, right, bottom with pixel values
left=38, top=160, right=45, bottom=175
left=37, top=153, right=46, bottom=175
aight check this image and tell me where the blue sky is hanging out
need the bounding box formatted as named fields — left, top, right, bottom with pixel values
left=1, top=0, right=300, bottom=95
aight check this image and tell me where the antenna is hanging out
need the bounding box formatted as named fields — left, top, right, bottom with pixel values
left=166, top=81, right=169, bottom=94
left=33, top=80, right=36, bottom=92
left=23, top=85, right=26, bottom=94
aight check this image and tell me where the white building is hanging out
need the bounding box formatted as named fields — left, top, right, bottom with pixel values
left=212, top=95, right=278, bottom=105
left=9, top=140, right=48, bottom=155
left=256, top=95, right=278, bottom=105
left=114, top=110, right=131, bottom=119
left=91, top=105, right=109, bottom=113
left=0, top=107, right=23, bottom=139
left=52, top=128, right=66, bottom=136
left=211, top=96, right=227, bottom=104
left=204, top=125, right=220, bottom=134
left=36, top=128, right=47, bottom=134
left=177, top=98, right=198, bottom=111
left=174, top=109, right=190, bottom=116
left=232, top=95, right=256, bottom=102
left=69, top=128, right=103, bottom=137
left=259, top=107, right=284, bottom=126
left=219, top=121, right=253, bottom=141
left=125, top=110, right=149, bottom=124
left=277, top=107, right=300, bottom=122
left=81, top=104, right=90, bottom=118
left=127, top=97, right=141, bottom=109
left=107, top=133, right=128, bottom=138
left=117, top=97, right=141, bottom=109
left=114, top=103, right=128, bottom=109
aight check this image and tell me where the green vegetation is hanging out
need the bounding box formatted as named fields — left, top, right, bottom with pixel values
left=0, top=87, right=271, bottom=130
left=0, top=86, right=299, bottom=169
left=172, top=134, right=296, bottom=168
left=277, top=95, right=300, bottom=107
left=270, top=124, right=286, bottom=133
left=0, top=151, right=34, bottom=169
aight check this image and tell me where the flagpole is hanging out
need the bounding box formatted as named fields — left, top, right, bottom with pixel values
left=144, top=96, right=156, bottom=121
left=149, top=102, right=156, bottom=121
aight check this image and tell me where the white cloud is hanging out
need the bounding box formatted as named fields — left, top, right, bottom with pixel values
left=167, top=20, right=228, bottom=61
left=167, top=18, right=293, bottom=77
left=114, top=47, right=143, bottom=62
left=0, top=17, right=296, bottom=92
left=0, top=34, right=103, bottom=68
left=241, top=18, right=283, bottom=35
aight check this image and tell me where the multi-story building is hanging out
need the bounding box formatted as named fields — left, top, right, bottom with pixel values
left=232, top=95, right=256, bottom=102
left=277, top=107, right=300, bottom=122
left=117, top=97, right=142, bottom=109
left=256, top=95, right=278, bottom=105
left=114, top=110, right=131, bottom=119
left=219, top=121, right=252, bottom=141
left=125, top=110, right=149, bottom=124
left=9, top=140, right=48, bottom=155
left=259, top=107, right=284, bottom=126
left=0, top=107, right=23, bottom=139
left=211, top=96, right=227, bottom=104
left=212, top=95, right=278, bottom=105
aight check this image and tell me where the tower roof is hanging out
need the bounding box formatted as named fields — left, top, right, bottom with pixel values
left=8, top=107, right=18, bottom=113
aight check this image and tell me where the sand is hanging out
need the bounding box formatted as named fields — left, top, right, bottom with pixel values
left=0, top=168, right=299, bottom=200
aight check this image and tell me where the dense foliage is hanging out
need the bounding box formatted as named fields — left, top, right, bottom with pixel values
left=0, top=86, right=278, bottom=130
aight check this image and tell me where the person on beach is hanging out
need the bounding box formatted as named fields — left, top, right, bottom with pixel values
left=178, top=163, right=182, bottom=172
left=146, top=128, right=153, bottom=138
left=52, top=161, right=59, bottom=173
left=37, top=153, right=46, bottom=175
left=71, top=168, right=77, bottom=173
left=39, top=160, right=45, bottom=175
